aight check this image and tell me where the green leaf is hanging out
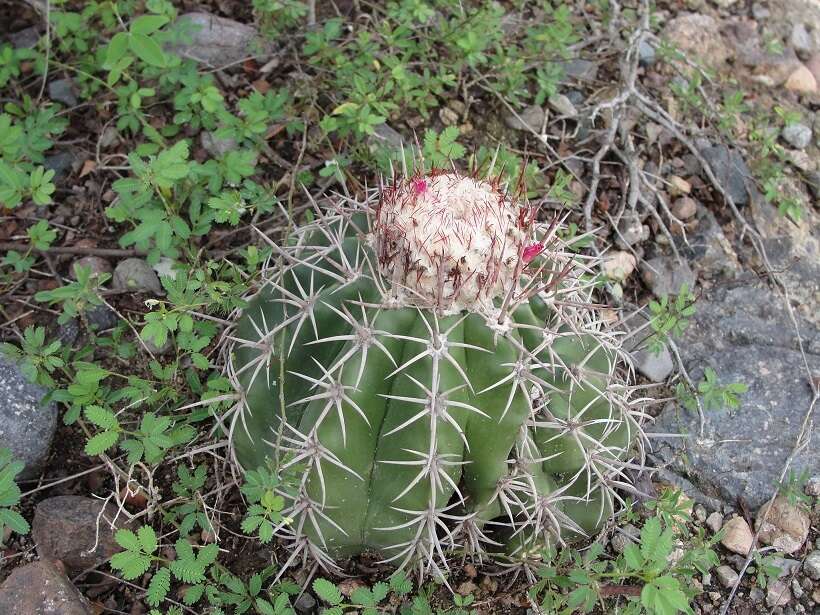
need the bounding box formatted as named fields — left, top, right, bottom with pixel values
left=129, top=33, right=166, bottom=68
left=106, top=32, right=130, bottom=66
left=0, top=508, right=30, bottom=534
left=641, top=576, right=693, bottom=615
left=138, top=525, right=158, bottom=554
left=312, top=579, right=342, bottom=606
left=85, top=430, right=120, bottom=456
left=640, top=516, right=674, bottom=565
left=130, top=15, right=169, bottom=36
left=84, top=405, right=119, bottom=430
left=146, top=567, right=171, bottom=607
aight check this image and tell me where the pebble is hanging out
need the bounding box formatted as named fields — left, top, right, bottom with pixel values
left=0, top=559, right=92, bottom=614
left=32, top=496, right=126, bottom=574
left=638, top=39, right=656, bottom=66
left=755, top=495, right=810, bottom=554
left=699, top=144, right=753, bottom=206
left=560, top=59, right=599, bottom=82
left=602, top=251, right=636, bottom=282
left=769, top=556, right=801, bottom=578
left=804, top=551, right=820, bottom=581
left=610, top=524, right=640, bottom=553
left=720, top=516, right=754, bottom=555
left=668, top=175, right=691, bottom=195
left=0, top=355, right=59, bottom=479
left=766, top=580, right=792, bottom=608
left=168, top=12, right=269, bottom=66
left=112, top=258, right=163, bottom=294
left=805, top=476, right=820, bottom=497
left=547, top=94, right=578, bottom=118
left=200, top=131, right=237, bottom=158
left=71, top=256, right=112, bottom=280
left=706, top=511, right=723, bottom=534
left=715, top=565, right=738, bottom=588
left=782, top=124, right=812, bottom=150
left=504, top=105, right=546, bottom=132
left=44, top=150, right=76, bottom=179
left=639, top=256, right=696, bottom=298
left=749, top=587, right=765, bottom=603
left=366, top=123, right=404, bottom=154
left=672, top=196, right=698, bottom=219
left=791, top=578, right=803, bottom=600
left=631, top=344, right=674, bottom=382
left=785, top=65, right=817, bottom=93
left=48, top=78, right=78, bottom=107
left=790, top=23, right=813, bottom=58
left=693, top=504, right=707, bottom=523
left=616, top=211, right=649, bottom=248
left=294, top=592, right=317, bottom=615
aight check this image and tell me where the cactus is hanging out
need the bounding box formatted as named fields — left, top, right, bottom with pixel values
left=226, top=166, right=645, bottom=578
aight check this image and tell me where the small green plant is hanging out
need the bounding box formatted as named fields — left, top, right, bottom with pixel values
left=313, top=572, right=414, bottom=615
left=676, top=367, right=748, bottom=412
left=646, top=284, right=695, bottom=354
left=0, top=448, right=30, bottom=539
left=778, top=469, right=812, bottom=508
left=1, top=326, right=64, bottom=387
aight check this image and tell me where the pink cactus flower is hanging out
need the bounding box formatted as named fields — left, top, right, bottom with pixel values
left=522, top=242, right=544, bottom=263
left=411, top=178, right=427, bottom=195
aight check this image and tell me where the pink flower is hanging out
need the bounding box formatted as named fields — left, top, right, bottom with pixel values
left=522, top=242, right=544, bottom=263
left=411, top=178, right=427, bottom=195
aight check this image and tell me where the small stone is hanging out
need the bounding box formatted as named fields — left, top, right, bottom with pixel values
left=782, top=124, right=812, bottom=150
left=791, top=578, right=803, bottom=599
left=694, top=504, right=707, bottom=523
left=0, top=559, right=92, bottom=614
left=638, top=39, right=656, bottom=66
left=71, top=256, right=112, bottom=280
left=32, top=496, right=126, bottom=574
left=143, top=334, right=174, bottom=356
left=48, top=78, right=78, bottom=107
left=750, top=587, right=765, bottom=604
left=720, top=516, right=754, bottom=555
left=152, top=257, right=178, bottom=281
left=547, top=94, right=577, bottom=118
left=602, top=251, right=637, bottom=282
left=805, top=476, right=820, bottom=496
left=366, top=123, right=405, bottom=153
left=560, top=59, right=599, bottom=82
left=766, top=579, right=792, bottom=608
left=44, top=150, right=76, bottom=179
left=669, top=175, right=691, bottom=195
left=0, top=355, right=59, bottom=479
left=616, top=211, right=649, bottom=248
left=715, top=565, right=738, bottom=588
left=787, top=149, right=813, bottom=172
left=639, top=256, right=696, bottom=298
left=631, top=345, right=674, bottom=382
left=813, top=588, right=820, bottom=604
left=438, top=107, right=459, bottom=126
left=804, top=551, right=820, bottom=580
left=294, top=592, right=317, bottom=615
left=705, top=511, right=723, bottom=534
left=699, top=144, right=753, bottom=206
left=769, top=556, right=801, bottom=578
left=9, top=26, right=40, bottom=48
left=755, top=495, right=810, bottom=554
left=784, top=65, right=817, bottom=93
left=504, top=105, right=546, bottom=132
left=610, top=524, right=640, bottom=553
left=200, top=131, right=237, bottom=158
left=168, top=12, right=268, bottom=66
left=113, top=258, right=163, bottom=294
left=790, top=23, right=813, bottom=58
left=85, top=305, right=119, bottom=332
left=662, top=14, right=729, bottom=68
left=672, top=197, right=698, bottom=220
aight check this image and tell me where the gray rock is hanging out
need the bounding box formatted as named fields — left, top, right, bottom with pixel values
left=649, top=282, right=820, bottom=510
left=766, top=579, right=791, bottom=607
left=201, top=131, right=237, bottom=158
left=631, top=345, right=674, bottom=382
left=112, top=258, right=163, bottom=294
left=168, top=12, right=269, bottom=66
left=791, top=578, right=803, bottom=599
left=0, top=355, right=58, bottom=479
left=638, top=39, right=656, bottom=66
left=547, top=94, right=577, bottom=118
left=803, top=170, right=819, bottom=200
left=767, top=556, right=801, bottom=578
left=749, top=587, right=765, bottom=603
left=615, top=211, right=649, bottom=248
left=294, top=592, right=317, bottom=615
left=44, top=150, right=76, bottom=179
left=8, top=26, right=40, bottom=49
left=805, top=476, right=820, bottom=496
left=366, top=123, right=405, bottom=154
left=48, top=78, right=78, bottom=107
left=782, top=124, right=812, bottom=150
left=639, top=256, right=696, bottom=298
left=610, top=524, right=640, bottom=553
left=705, top=511, right=723, bottom=533
left=699, top=144, right=753, bottom=206
left=0, top=559, right=92, bottom=614
left=672, top=197, right=698, bottom=220
left=504, top=105, right=546, bottom=132
left=790, top=23, right=813, bottom=57
left=71, top=256, right=112, bottom=280
left=85, top=304, right=119, bottom=332
left=804, top=551, right=820, bottom=580
left=560, top=59, right=599, bottom=82
left=715, top=565, right=738, bottom=588
left=32, top=496, right=125, bottom=575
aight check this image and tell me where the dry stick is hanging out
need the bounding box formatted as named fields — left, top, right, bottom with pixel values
left=0, top=242, right=146, bottom=257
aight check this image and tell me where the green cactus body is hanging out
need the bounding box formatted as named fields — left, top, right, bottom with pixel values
left=228, top=170, right=642, bottom=576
